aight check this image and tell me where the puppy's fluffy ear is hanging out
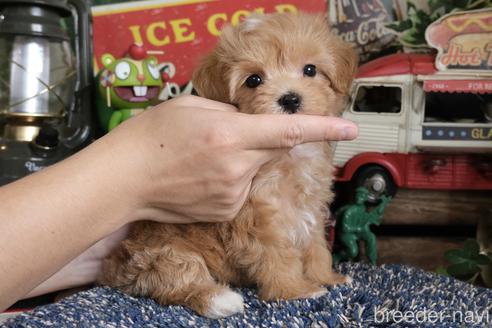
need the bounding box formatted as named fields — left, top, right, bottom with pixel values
left=322, top=34, right=359, bottom=95
left=192, top=50, right=229, bottom=102
left=331, top=41, right=359, bottom=95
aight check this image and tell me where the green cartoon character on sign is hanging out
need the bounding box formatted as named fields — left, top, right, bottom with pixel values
left=96, top=43, right=169, bottom=132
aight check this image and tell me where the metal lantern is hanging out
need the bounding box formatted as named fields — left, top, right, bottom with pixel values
left=0, top=0, right=93, bottom=184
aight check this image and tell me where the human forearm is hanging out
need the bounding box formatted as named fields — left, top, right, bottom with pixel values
left=0, top=137, right=137, bottom=310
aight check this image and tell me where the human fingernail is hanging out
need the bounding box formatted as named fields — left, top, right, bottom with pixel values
left=339, top=125, right=358, bottom=140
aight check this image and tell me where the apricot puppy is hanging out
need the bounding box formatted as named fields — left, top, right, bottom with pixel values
left=101, top=12, right=358, bottom=318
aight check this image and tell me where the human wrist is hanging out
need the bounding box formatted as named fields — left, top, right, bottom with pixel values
left=76, top=134, right=144, bottom=227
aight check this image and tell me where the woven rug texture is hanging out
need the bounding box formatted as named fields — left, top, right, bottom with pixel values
left=5, top=262, right=492, bottom=327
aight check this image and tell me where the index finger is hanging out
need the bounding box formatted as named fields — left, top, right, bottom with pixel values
left=175, top=95, right=238, bottom=112
left=234, top=114, right=358, bottom=150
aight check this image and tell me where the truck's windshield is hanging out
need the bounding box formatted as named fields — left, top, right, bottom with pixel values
left=353, top=85, right=402, bottom=114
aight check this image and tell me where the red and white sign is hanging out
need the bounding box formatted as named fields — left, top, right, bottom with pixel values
left=91, top=0, right=327, bottom=88
left=423, top=79, right=492, bottom=93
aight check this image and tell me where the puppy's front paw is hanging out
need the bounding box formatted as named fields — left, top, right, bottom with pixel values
left=204, top=289, right=244, bottom=319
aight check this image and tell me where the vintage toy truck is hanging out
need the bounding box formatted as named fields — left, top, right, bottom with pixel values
left=334, top=52, right=492, bottom=201
left=334, top=8, right=492, bottom=202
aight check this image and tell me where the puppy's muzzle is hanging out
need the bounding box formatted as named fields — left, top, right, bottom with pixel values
left=278, top=92, right=302, bottom=114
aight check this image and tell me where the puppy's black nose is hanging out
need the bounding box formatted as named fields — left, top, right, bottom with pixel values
left=278, top=92, right=302, bottom=114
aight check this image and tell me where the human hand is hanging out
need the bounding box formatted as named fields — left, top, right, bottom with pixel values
left=103, top=95, right=358, bottom=224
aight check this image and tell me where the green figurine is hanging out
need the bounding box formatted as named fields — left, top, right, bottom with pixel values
left=334, top=187, right=391, bottom=264
left=96, top=43, right=167, bottom=132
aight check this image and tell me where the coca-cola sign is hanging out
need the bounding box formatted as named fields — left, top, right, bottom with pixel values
left=328, top=0, right=396, bottom=63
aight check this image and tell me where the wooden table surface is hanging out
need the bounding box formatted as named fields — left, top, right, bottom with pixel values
left=366, top=189, right=492, bottom=271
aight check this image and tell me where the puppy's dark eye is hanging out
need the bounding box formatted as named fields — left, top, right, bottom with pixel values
left=303, top=64, right=316, bottom=77
left=245, top=74, right=262, bottom=88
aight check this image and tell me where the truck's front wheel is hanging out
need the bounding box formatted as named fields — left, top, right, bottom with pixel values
left=353, top=165, right=397, bottom=203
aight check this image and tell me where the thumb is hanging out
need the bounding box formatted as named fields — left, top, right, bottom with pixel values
left=236, top=114, right=358, bottom=150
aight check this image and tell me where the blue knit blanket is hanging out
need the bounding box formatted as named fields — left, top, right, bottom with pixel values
left=5, top=262, right=492, bottom=327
